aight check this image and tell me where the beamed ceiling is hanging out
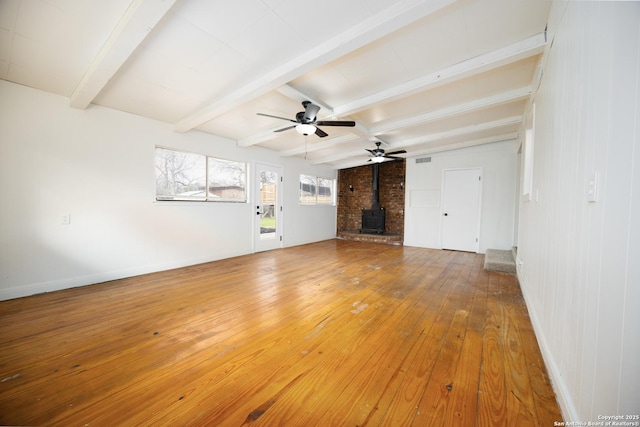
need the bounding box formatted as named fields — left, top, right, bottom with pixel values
left=0, top=0, right=550, bottom=168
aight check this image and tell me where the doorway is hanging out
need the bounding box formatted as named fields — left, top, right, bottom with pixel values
left=441, top=168, right=482, bottom=252
left=254, top=163, right=283, bottom=252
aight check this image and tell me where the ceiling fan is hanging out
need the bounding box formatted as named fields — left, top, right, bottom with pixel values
left=367, top=141, right=407, bottom=163
left=257, top=101, right=355, bottom=138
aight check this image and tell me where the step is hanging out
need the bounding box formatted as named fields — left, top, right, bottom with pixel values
left=484, top=248, right=516, bottom=274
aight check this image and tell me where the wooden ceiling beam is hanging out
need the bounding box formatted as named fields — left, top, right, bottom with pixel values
left=275, top=85, right=334, bottom=117
left=310, top=116, right=522, bottom=165
left=328, top=132, right=519, bottom=169
left=70, top=0, right=177, bottom=109
left=369, top=86, right=531, bottom=135
left=174, top=0, right=456, bottom=132
left=279, top=134, right=360, bottom=157
left=333, top=33, right=546, bottom=117
left=388, top=115, right=523, bottom=150
left=406, top=132, right=520, bottom=157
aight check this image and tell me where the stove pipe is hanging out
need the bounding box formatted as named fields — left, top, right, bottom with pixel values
left=371, top=163, right=381, bottom=210
left=360, top=163, right=385, bottom=234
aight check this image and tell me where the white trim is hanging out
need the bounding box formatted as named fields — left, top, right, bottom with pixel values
left=369, top=86, right=531, bottom=135
left=254, top=162, right=284, bottom=252
left=440, top=167, right=482, bottom=252
left=518, top=267, right=577, bottom=421
left=174, top=0, right=456, bottom=132
left=0, top=252, right=248, bottom=301
left=70, top=0, right=177, bottom=109
left=333, top=33, right=546, bottom=116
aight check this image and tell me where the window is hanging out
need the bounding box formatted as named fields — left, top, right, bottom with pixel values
left=299, top=174, right=317, bottom=205
left=155, top=147, right=247, bottom=202
left=299, top=174, right=335, bottom=205
left=317, top=177, right=334, bottom=205
left=521, top=103, right=535, bottom=201
left=208, top=157, right=247, bottom=202
left=155, top=148, right=206, bottom=200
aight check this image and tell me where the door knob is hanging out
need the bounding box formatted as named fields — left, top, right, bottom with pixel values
left=443, top=213, right=448, bottom=216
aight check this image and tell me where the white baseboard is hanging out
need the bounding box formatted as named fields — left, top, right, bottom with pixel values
left=0, top=239, right=335, bottom=301
left=517, top=266, right=579, bottom=422
left=0, top=251, right=249, bottom=301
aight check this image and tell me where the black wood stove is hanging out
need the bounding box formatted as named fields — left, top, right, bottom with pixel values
left=360, top=163, right=385, bottom=234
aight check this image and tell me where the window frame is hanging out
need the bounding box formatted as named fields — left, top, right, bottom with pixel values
left=299, top=174, right=336, bottom=206
left=155, top=146, right=248, bottom=203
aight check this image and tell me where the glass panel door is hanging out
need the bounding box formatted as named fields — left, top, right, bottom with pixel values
left=255, top=163, right=283, bottom=252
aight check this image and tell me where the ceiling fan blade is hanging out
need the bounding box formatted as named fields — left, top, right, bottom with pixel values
left=385, top=150, right=407, bottom=156
left=384, top=155, right=404, bottom=160
left=274, top=125, right=296, bottom=133
left=315, top=120, right=356, bottom=127
left=303, top=102, right=321, bottom=122
left=257, top=113, right=296, bottom=122
left=315, top=127, right=328, bottom=138
left=365, top=149, right=376, bottom=155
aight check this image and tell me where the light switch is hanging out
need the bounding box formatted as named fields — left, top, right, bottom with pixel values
left=587, top=172, right=598, bottom=202
left=60, top=214, right=71, bottom=225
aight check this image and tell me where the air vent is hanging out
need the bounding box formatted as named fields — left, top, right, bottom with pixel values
left=416, top=157, right=431, bottom=164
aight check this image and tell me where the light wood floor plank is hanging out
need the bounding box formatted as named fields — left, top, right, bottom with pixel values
left=375, top=252, right=477, bottom=426
left=0, top=240, right=561, bottom=426
left=412, top=254, right=487, bottom=426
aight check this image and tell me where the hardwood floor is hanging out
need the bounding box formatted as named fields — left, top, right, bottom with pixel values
left=0, top=240, right=561, bottom=426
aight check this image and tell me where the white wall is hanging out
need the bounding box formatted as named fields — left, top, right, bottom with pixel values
left=517, top=1, right=640, bottom=420
left=404, top=140, right=519, bottom=253
left=0, top=80, right=337, bottom=300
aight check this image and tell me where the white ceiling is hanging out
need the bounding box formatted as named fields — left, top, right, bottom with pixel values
left=0, top=0, right=550, bottom=169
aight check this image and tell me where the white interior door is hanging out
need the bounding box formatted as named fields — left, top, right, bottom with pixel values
left=254, top=163, right=283, bottom=252
left=441, top=168, right=482, bottom=252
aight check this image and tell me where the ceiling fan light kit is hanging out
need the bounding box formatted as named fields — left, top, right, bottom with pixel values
left=296, top=124, right=316, bottom=136
left=366, top=141, right=407, bottom=163
left=257, top=101, right=355, bottom=138
left=257, top=102, right=408, bottom=164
